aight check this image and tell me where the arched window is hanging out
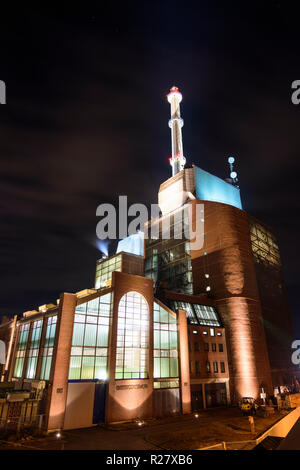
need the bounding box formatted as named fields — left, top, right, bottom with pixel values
left=115, top=291, right=149, bottom=379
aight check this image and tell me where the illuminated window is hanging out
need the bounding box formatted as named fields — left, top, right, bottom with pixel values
left=249, top=219, right=281, bottom=268
left=170, top=301, right=221, bottom=327
left=95, top=255, right=122, bottom=289
left=13, top=323, right=30, bottom=378
left=171, top=300, right=197, bottom=324
left=26, top=320, right=43, bottom=379
left=153, top=301, right=179, bottom=380
left=69, top=293, right=111, bottom=380
left=210, top=328, right=215, bottom=337
left=145, top=211, right=193, bottom=295
left=213, top=361, right=218, bottom=373
left=115, top=292, right=149, bottom=379
left=40, top=316, right=57, bottom=380
left=154, top=379, right=179, bottom=389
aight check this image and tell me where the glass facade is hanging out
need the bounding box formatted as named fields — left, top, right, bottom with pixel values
left=26, top=320, right=43, bottom=379
left=153, top=379, right=179, bottom=389
left=40, top=316, right=57, bottom=380
left=153, top=301, right=179, bottom=381
left=169, top=300, right=221, bottom=327
left=13, top=323, right=30, bottom=378
left=115, top=291, right=149, bottom=379
left=95, top=255, right=122, bottom=289
left=249, top=218, right=281, bottom=268
left=69, top=293, right=112, bottom=380
left=145, top=209, right=193, bottom=294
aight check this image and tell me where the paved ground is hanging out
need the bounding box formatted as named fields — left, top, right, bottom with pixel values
left=0, top=407, right=289, bottom=451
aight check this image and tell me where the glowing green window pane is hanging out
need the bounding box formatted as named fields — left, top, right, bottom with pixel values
left=95, top=356, right=107, bottom=380
left=154, top=330, right=160, bottom=349
left=160, top=358, right=170, bottom=378
left=84, top=324, right=97, bottom=347
left=13, top=358, right=24, bottom=378
left=160, top=331, right=169, bottom=349
left=97, top=325, right=109, bottom=347
left=81, top=357, right=95, bottom=379
left=154, top=358, right=160, bottom=378
left=170, top=357, right=178, bottom=377
left=69, top=356, right=82, bottom=379
left=169, top=331, right=178, bottom=349
left=72, top=323, right=84, bottom=346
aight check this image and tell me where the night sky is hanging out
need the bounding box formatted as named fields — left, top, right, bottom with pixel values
left=0, top=2, right=299, bottom=336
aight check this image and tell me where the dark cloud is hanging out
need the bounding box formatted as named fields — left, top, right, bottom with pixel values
left=0, top=1, right=299, bottom=335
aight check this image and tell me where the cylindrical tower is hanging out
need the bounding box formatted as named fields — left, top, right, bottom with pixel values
left=167, top=86, right=186, bottom=176
left=188, top=199, right=273, bottom=402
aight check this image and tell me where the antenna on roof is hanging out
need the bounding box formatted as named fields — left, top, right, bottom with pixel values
left=227, top=156, right=239, bottom=187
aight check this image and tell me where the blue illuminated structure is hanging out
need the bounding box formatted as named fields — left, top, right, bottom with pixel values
left=116, top=231, right=144, bottom=257
left=194, top=165, right=242, bottom=210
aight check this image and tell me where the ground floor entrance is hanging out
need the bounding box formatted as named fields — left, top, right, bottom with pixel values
left=64, top=380, right=107, bottom=430
left=153, top=388, right=180, bottom=417
left=205, top=382, right=227, bottom=407
left=191, top=382, right=227, bottom=410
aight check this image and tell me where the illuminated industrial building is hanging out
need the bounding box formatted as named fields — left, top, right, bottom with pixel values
left=0, top=86, right=296, bottom=431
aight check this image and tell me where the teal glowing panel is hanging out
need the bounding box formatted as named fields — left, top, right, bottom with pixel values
left=116, top=232, right=144, bottom=256
left=194, top=165, right=242, bottom=210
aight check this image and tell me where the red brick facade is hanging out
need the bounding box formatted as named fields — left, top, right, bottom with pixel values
left=189, top=200, right=273, bottom=400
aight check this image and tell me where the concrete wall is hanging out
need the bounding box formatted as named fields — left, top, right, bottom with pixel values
left=258, top=407, right=300, bottom=440
left=63, top=382, right=95, bottom=430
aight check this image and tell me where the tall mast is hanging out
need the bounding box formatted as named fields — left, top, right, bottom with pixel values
left=167, top=86, right=186, bottom=176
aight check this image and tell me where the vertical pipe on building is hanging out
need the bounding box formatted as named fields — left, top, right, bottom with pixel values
left=177, top=309, right=191, bottom=414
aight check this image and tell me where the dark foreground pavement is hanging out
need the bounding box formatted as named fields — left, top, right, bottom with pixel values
left=0, top=407, right=288, bottom=451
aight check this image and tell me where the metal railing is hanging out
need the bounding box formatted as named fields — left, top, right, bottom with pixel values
left=0, top=414, right=44, bottom=432
left=199, top=440, right=256, bottom=450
